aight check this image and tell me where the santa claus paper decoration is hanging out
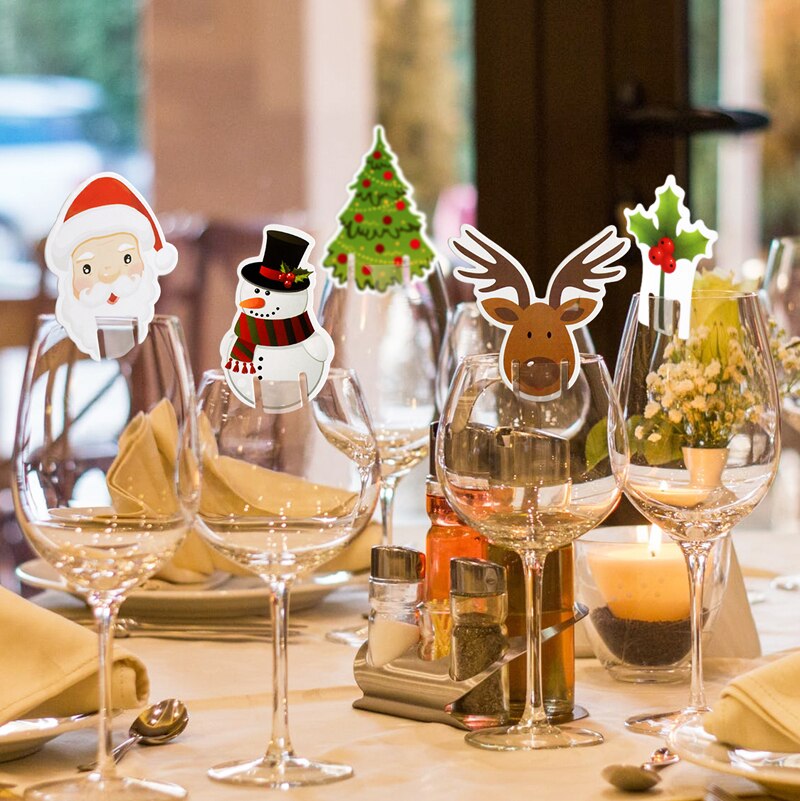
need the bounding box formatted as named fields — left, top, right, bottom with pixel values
left=321, top=125, right=437, bottom=293
left=624, top=175, right=717, bottom=339
left=220, top=224, right=334, bottom=411
left=44, top=172, right=178, bottom=359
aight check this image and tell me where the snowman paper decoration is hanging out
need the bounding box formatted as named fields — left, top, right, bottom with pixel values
left=220, top=225, right=334, bottom=411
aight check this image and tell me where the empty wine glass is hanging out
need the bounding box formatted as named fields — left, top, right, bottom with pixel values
left=319, top=257, right=443, bottom=645
left=13, top=315, right=199, bottom=801
left=437, top=353, right=625, bottom=750
left=613, top=292, right=780, bottom=735
left=195, top=368, right=379, bottom=788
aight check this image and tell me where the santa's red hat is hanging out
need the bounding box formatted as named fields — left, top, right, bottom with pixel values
left=45, top=172, right=178, bottom=274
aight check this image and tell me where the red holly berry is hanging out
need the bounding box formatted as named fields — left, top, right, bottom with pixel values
left=396, top=200, right=406, bottom=210
left=362, top=179, right=371, bottom=188
left=659, top=237, right=675, bottom=255
left=648, top=245, right=664, bottom=265
left=410, top=238, right=420, bottom=250
left=373, top=150, right=382, bottom=159
left=383, top=170, right=393, bottom=180
left=354, top=213, right=364, bottom=223
left=337, top=253, right=347, bottom=264
left=375, top=244, right=385, bottom=253
left=394, top=257, right=402, bottom=266
left=662, top=257, right=677, bottom=274
left=362, top=265, right=372, bottom=275
left=383, top=215, right=392, bottom=225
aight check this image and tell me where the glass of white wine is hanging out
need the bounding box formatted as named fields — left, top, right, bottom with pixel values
left=13, top=315, right=199, bottom=801
left=195, top=368, right=379, bottom=788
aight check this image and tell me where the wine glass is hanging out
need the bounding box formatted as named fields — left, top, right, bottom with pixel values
left=195, top=368, right=379, bottom=788
left=436, top=301, right=596, bottom=410
left=761, top=237, right=800, bottom=590
left=612, top=291, right=780, bottom=735
left=13, top=315, right=198, bottom=801
left=319, top=257, right=443, bottom=644
left=436, top=353, right=625, bottom=750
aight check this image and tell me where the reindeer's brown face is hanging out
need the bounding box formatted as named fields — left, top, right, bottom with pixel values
left=482, top=297, right=597, bottom=397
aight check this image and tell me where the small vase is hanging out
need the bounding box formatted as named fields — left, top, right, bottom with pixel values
left=682, top=446, right=729, bottom=488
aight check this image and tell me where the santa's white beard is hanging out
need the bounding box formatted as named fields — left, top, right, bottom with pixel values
left=57, top=263, right=160, bottom=357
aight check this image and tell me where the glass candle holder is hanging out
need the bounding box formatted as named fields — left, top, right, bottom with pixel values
left=575, top=525, right=730, bottom=683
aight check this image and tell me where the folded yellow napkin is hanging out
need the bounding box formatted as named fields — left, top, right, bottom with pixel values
left=104, top=401, right=378, bottom=583
left=0, top=587, right=148, bottom=724
left=704, top=652, right=800, bottom=751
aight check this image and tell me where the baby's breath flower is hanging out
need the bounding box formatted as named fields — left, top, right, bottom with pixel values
left=647, top=433, right=662, bottom=443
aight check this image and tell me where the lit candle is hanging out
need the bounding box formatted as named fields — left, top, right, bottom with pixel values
left=641, top=481, right=712, bottom=508
left=587, top=526, right=690, bottom=622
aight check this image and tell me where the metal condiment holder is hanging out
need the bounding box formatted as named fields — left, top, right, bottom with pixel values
left=353, top=602, right=588, bottom=731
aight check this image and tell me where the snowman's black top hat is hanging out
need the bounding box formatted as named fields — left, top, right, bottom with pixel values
left=240, top=228, right=313, bottom=293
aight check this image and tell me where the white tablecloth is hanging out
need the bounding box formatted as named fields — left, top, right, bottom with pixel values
left=1, top=524, right=798, bottom=801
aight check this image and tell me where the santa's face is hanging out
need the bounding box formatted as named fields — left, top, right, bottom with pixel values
left=71, top=232, right=145, bottom=307
left=236, top=279, right=309, bottom=320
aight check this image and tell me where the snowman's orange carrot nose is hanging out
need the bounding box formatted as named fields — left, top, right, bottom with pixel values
left=240, top=297, right=266, bottom=309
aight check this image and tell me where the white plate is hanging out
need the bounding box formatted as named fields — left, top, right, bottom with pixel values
left=0, top=712, right=98, bottom=763
left=16, top=559, right=360, bottom=618
left=669, top=719, right=800, bottom=801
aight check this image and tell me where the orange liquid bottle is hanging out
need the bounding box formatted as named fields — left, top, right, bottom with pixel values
left=425, top=423, right=487, bottom=659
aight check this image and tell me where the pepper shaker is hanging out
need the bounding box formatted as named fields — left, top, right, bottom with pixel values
left=368, top=546, right=425, bottom=667
left=450, top=557, right=509, bottom=726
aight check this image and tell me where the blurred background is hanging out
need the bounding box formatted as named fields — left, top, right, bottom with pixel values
left=0, top=0, right=799, bottom=583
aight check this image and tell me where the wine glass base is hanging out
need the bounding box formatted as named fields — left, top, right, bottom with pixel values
left=465, top=723, right=604, bottom=751
left=325, top=624, right=367, bottom=647
left=24, top=775, right=187, bottom=801
left=208, top=755, right=353, bottom=788
left=625, top=707, right=708, bottom=737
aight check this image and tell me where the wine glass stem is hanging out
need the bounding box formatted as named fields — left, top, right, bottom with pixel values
left=264, top=579, right=295, bottom=763
left=681, top=540, right=713, bottom=713
left=518, top=550, right=549, bottom=729
left=89, top=593, right=122, bottom=780
left=379, top=475, right=399, bottom=547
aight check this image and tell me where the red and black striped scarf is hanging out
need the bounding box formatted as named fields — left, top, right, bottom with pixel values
left=225, top=311, right=314, bottom=373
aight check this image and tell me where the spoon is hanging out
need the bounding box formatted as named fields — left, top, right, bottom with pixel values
left=78, top=699, right=188, bottom=772
left=602, top=746, right=680, bottom=792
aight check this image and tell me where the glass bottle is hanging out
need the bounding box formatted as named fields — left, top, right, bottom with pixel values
left=367, top=545, right=425, bottom=667
left=488, top=543, right=575, bottom=722
left=450, top=557, right=509, bottom=727
left=426, top=421, right=487, bottom=658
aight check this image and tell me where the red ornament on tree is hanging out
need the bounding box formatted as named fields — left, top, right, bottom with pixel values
left=375, top=244, right=385, bottom=254
left=337, top=253, right=347, bottom=264
left=410, top=238, right=420, bottom=250
left=373, top=151, right=382, bottom=159
left=354, top=213, right=364, bottom=223
left=383, top=215, right=392, bottom=225
left=362, top=179, right=371, bottom=188
left=396, top=200, right=406, bottom=210
left=383, top=171, right=393, bottom=180
left=394, top=256, right=403, bottom=266
left=362, top=265, right=372, bottom=275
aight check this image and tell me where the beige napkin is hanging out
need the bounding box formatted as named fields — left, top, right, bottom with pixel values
left=704, top=651, right=800, bottom=751
left=105, top=401, right=378, bottom=583
left=0, top=587, right=148, bottom=724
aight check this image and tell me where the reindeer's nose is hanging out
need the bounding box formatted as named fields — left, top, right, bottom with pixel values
left=521, top=358, right=559, bottom=392
left=240, top=297, right=266, bottom=309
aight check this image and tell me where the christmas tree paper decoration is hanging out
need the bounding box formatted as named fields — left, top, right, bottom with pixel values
left=624, top=175, right=717, bottom=339
left=321, top=125, right=436, bottom=293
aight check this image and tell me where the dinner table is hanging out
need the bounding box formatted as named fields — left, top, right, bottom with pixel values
left=0, top=515, right=798, bottom=801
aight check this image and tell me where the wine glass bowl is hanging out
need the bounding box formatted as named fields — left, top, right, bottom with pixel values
left=437, top=352, right=624, bottom=750
left=612, top=292, right=780, bottom=734
left=195, top=368, right=379, bottom=787
left=13, top=315, right=198, bottom=801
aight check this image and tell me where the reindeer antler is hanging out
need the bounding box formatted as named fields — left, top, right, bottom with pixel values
left=449, top=225, right=533, bottom=305
left=546, top=226, right=629, bottom=308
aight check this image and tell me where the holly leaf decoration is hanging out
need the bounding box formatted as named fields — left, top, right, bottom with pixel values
left=673, top=229, right=713, bottom=261
left=654, top=184, right=681, bottom=238
left=280, top=261, right=311, bottom=283
left=625, top=211, right=659, bottom=248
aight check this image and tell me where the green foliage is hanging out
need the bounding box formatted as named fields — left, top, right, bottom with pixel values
left=625, top=212, right=659, bottom=249
left=585, top=418, right=609, bottom=472
left=322, top=126, right=437, bottom=293
left=0, top=0, right=140, bottom=147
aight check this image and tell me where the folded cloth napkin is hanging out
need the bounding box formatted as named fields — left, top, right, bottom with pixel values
left=0, top=587, right=148, bottom=724
left=703, top=651, right=800, bottom=751
left=104, top=401, right=377, bottom=583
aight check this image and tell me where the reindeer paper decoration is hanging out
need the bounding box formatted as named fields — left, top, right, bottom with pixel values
left=449, top=225, right=628, bottom=400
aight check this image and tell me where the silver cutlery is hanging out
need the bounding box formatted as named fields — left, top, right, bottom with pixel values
left=0, top=711, right=96, bottom=739
left=79, top=699, right=188, bottom=772
left=602, top=746, right=680, bottom=791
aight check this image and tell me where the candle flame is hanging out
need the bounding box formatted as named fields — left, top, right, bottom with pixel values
left=648, top=526, right=663, bottom=558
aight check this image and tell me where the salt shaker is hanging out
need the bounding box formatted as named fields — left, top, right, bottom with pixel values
left=450, top=557, right=509, bottom=725
left=367, top=546, right=425, bottom=667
